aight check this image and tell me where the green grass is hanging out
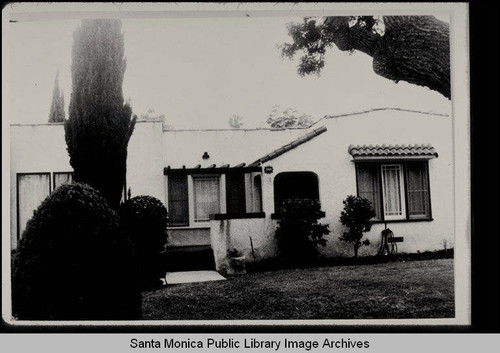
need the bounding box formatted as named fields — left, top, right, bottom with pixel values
left=141, top=258, right=454, bottom=320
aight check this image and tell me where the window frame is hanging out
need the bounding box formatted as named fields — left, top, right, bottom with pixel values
left=380, top=164, right=407, bottom=221
left=16, top=172, right=51, bottom=239
left=166, top=170, right=266, bottom=228
left=355, top=161, right=433, bottom=223
left=52, top=171, right=74, bottom=190
left=191, top=174, right=224, bottom=224
left=167, top=173, right=190, bottom=227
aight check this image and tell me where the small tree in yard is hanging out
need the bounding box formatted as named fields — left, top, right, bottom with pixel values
left=65, top=19, right=136, bottom=209
left=339, top=195, right=376, bottom=258
left=275, top=198, right=330, bottom=264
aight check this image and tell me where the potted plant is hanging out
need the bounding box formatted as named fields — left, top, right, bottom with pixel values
left=227, top=248, right=246, bottom=276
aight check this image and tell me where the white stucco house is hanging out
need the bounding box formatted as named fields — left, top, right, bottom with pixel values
left=10, top=108, right=454, bottom=273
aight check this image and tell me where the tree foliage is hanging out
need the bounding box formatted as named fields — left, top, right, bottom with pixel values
left=280, top=16, right=450, bottom=98
left=266, top=105, right=314, bottom=128
left=137, top=108, right=174, bottom=130
left=48, top=71, right=65, bottom=122
left=339, top=195, right=376, bottom=258
left=65, top=19, right=136, bottom=209
left=228, top=115, right=244, bottom=129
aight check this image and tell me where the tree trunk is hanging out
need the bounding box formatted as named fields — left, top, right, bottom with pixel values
left=354, top=242, right=359, bottom=258
left=325, top=16, right=450, bottom=99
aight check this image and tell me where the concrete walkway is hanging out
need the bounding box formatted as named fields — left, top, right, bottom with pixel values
left=164, top=270, right=226, bottom=285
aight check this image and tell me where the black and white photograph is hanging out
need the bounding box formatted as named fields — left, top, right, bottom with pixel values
left=3, top=3, right=471, bottom=328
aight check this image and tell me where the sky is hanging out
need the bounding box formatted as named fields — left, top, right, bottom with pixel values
left=5, top=7, right=451, bottom=129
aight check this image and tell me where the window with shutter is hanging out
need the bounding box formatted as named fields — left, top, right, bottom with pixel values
left=168, top=174, right=189, bottom=226
left=406, top=162, right=431, bottom=219
left=356, top=164, right=382, bottom=220
left=226, top=173, right=246, bottom=214
left=355, top=162, right=432, bottom=221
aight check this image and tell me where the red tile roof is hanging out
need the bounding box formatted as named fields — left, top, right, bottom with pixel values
left=348, top=144, right=438, bottom=158
left=248, top=126, right=327, bottom=167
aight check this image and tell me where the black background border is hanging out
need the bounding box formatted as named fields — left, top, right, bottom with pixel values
left=1, top=1, right=499, bottom=334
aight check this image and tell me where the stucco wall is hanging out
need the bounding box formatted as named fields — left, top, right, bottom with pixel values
left=10, top=109, right=454, bottom=260
left=126, top=120, right=165, bottom=201
left=168, top=228, right=211, bottom=247
left=10, top=123, right=72, bottom=249
left=261, top=110, right=454, bottom=258
left=9, top=120, right=165, bottom=249
left=210, top=217, right=278, bottom=273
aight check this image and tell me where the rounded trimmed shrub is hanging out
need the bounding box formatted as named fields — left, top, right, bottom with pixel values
left=275, top=198, right=330, bottom=264
left=11, top=183, right=141, bottom=320
left=120, top=196, right=168, bottom=290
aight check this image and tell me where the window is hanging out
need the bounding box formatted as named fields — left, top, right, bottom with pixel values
left=226, top=173, right=246, bottom=214
left=381, top=165, right=406, bottom=220
left=193, top=175, right=220, bottom=222
left=168, top=174, right=189, bottom=226
left=406, top=162, right=431, bottom=219
left=53, top=172, right=73, bottom=189
left=356, top=164, right=382, bottom=220
left=17, top=173, right=51, bottom=238
left=167, top=170, right=263, bottom=226
left=252, top=174, right=263, bottom=213
left=356, top=162, right=431, bottom=221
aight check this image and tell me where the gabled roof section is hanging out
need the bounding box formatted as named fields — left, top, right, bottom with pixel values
left=348, top=144, right=438, bottom=160
left=248, top=126, right=327, bottom=167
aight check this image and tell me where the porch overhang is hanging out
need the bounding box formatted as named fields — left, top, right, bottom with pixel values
left=348, top=144, right=438, bottom=162
left=164, top=164, right=261, bottom=175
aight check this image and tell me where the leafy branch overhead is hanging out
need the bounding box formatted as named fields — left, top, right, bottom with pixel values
left=280, top=16, right=450, bottom=99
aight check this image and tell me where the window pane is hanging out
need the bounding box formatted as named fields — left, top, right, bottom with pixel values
left=193, top=176, right=220, bottom=222
left=18, top=174, right=50, bottom=238
left=356, top=164, right=381, bottom=219
left=381, top=165, right=405, bottom=219
left=226, top=173, right=246, bottom=214
left=406, top=162, right=430, bottom=218
left=168, top=175, right=189, bottom=226
left=54, top=172, right=73, bottom=189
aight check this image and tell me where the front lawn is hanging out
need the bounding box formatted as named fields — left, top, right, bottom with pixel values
left=141, top=258, right=454, bottom=320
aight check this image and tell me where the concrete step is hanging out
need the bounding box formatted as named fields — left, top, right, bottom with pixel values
left=164, top=270, right=226, bottom=285
left=162, top=245, right=216, bottom=272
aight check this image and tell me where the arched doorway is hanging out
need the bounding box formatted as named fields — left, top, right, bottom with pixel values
left=273, top=171, right=319, bottom=211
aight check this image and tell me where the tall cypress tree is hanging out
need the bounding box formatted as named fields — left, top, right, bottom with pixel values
left=65, top=19, right=136, bottom=208
left=48, top=71, right=65, bottom=122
